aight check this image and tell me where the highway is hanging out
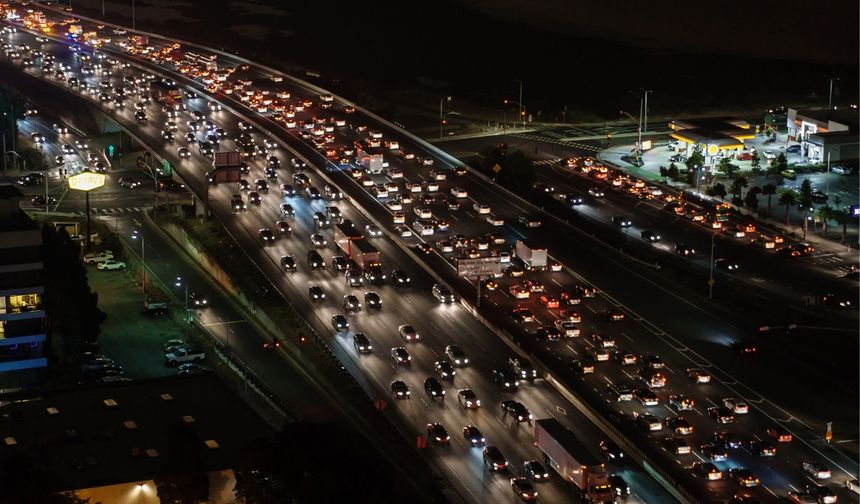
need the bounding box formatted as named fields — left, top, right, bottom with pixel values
left=4, top=12, right=858, bottom=504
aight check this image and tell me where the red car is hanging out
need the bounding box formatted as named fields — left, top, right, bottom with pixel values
left=539, top=295, right=560, bottom=309
left=736, top=152, right=754, bottom=161
left=766, top=426, right=793, bottom=443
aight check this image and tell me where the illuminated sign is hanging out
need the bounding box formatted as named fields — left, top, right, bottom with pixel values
left=68, top=172, right=105, bottom=191
left=707, top=144, right=719, bottom=156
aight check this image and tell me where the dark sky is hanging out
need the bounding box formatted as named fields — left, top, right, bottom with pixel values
left=464, top=0, right=859, bottom=65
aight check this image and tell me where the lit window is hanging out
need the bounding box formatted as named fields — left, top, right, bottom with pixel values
left=8, top=294, right=41, bottom=312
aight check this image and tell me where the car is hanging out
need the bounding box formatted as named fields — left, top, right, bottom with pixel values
left=509, top=357, right=538, bottom=380
left=457, top=388, right=481, bottom=408
left=352, top=333, right=372, bottom=354
left=391, top=346, right=411, bottom=365
left=669, top=394, right=695, bottom=411
left=608, top=383, right=633, bottom=402
left=258, top=228, right=275, bottom=243
left=641, top=354, right=665, bottom=369
left=693, top=462, right=722, bottom=481
left=723, top=397, right=749, bottom=414
left=589, top=347, right=611, bottom=361
left=710, top=431, right=741, bottom=450
left=164, top=347, right=204, bottom=366
left=83, top=251, right=116, bottom=264
left=310, top=234, right=327, bottom=248
left=635, top=388, right=659, bottom=406
left=97, top=260, right=127, bottom=271
left=398, top=324, right=420, bottom=342
left=847, top=479, right=860, bottom=494
left=432, top=284, right=455, bottom=303
left=727, top=468, right=759, bottom=488
left=510, top=308, right=535, bottom=323
left=247, top=191, right=261, bottom=205
left=612, top=216, right=632, bottom=227
left=331, top=314, right=349, bottom=332
left=730, top=340, right=757, bottom=354
left=664, top=436, right=692, bottom=455
left=832, top=165, right=851, bottom=176
left=177, top=362, right=206, bottom=376
left=463, top=425, right=486, bottom=447
left=501, top=400, right=532, bottom=423
left=788, top=492, right=819, bottom=504
left=714, top=258, right=740, bottom=271
left=523, top=460, right=549, bottom=483
left=343, top=294, right=362, bottom=312
left=748, top=439, right=777, bottom=457
left=599, top=439, right=624, bottom=460
left=675, top=242, right=696, bottom=256
left=189, top=292, right=208, bottom=308
left=518, top=214, right=542, bottom=228
left=700, top=443, right=728, bottom=461
left=510, top=477, right=538, bottom=501
left=493, top=368, right=519, bottom=391
left=641, top=230, right=660, bottom=242
left=390, top=380, right=410, bottom=399
left=424, top=377, right=445, bottom=399
left=445, top=345, right=469, bottom=367
left=554, top=320, right=580, bottom=338
left=634, top=413, right=662, bottom=431
left=666, top=416, right=693, bottom=435
left=426, top=423, right=450, bottom=445
left=435, top=360, right=456, bottom=380
left=483, top=446, right=507, bottom=472
left=803, top=461, right=831, bottom=480
left=308, top=285, right=325, bottom=301
left=80, top=356, right=115, bottom=374
left=391, top=269, right=411, bottom=286
left=686, top=368, right=711, bottom=383
left=17, top=174, right=44, bottom=186
left=806, top=484, right=838, bottom=504
left=708, top=407, right=736, bottom=424
left=536, top=325, right=562, bottom=342
left=608, top=474, right=630, bottom=498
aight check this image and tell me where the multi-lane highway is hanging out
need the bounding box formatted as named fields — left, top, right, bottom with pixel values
left=3, top=10, right=858, bottom=504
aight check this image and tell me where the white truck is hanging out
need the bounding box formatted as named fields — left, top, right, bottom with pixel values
left=82, top=250, right=115, bottom=264
left=515, top=240, right=548, bottom=270
left=358, top=150, right=385, bottom=174
left=164, top=347, right=205, bottom=366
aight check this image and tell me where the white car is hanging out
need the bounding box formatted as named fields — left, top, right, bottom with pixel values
left=97, top=259, right=127, bottom=271
left=554, top=320, right=580, bottom=337
left=406, top=182, right=423, bottom=193
left=723, top=397, right=749, bottom=414
left=451, top=187, right=468, bottom=198
left=394, top=224, right=413, bottom=237
left=486, top=214, right=504, bottom=226
left=588, top=187, right=605, bottom=198
left=83, top=250, right=115, bottom=264
left=385, top=200, right=403, bottom=211
left=414, top=207, right=432, bottom=219
left=473, top=203, right=491, bottom=214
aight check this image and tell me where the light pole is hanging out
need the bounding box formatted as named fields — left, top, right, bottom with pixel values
left=505, top=99, right=526, bottom=131
left=620, top=110, right=642, bottom=160
left=439, top=96, right=451, bottom=140
left=513, top=79, right=524, bottom=129
left=175, top=276, right=189, bottom=323
left=131, top=229, right=145, bottom=295
left=68, top=172, right=105, bottom=252
left=641, top=89, right=653, bottom=132
left=828, top=77, right=839, bottom=109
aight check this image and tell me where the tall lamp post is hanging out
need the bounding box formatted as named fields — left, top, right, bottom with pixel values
left=505, top=99, right=526, bottom=131
left=68, top=172, right=105, bottom=252
left=439, top=96, right=451, bottom=140
left=131, top=228, right=145, bottom=295
left=513, top=79, right=524, bottom=129
left=175, top=276, right=190, bottom=323
left=620, top=110, right=642, bottom=161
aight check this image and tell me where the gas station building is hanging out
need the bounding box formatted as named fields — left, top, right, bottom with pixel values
left=667, top=117, right=755, bottom=169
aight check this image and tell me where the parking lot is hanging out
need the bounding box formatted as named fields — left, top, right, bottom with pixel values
left=87, top=264, right=185, bottom=380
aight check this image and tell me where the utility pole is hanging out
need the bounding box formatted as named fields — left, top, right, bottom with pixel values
left=514, top=79, right=524, bottom=129
left=642, top=89, right=653, bottom=132
left=828, top=77, right=839, bottom=109
left=439, top=96, right=451, bottom=141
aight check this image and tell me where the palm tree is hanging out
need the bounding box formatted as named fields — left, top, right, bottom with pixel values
left=816, top=205, right=833, bottom=239
left=761, top=184, right=777, bottom=217
left=833, top=209, right=849, bottom=243
left=779, top=191, right=796, bottom=225
left=729, top=176, right=748, bottom=198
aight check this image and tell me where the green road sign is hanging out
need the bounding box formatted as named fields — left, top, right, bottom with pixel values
left=162, top=159, right=171, bottom=174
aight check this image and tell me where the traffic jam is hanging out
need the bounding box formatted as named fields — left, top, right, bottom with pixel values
left=2, top=9, right=855, bottom=504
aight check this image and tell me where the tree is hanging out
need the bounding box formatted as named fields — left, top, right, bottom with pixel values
left=729, top=176, right=748, bottom=198
left=761, top=183, right=777, bottom=217
left=685, top=150, right=704, bottom=173
left=659, top=165, right=668, bottom=179
left=744, top=186, right=762, bottom=213
left=833, top=208, right=849, bottom=243
left=154, top=426, right=209, bottom=504
left=716, top=157, right=739, bottom=179
left=705, top=183, right=727, bottom=200
left=779, top=191, right=796, bottom=225
left=816, top=205, right=834, bottom=239
left=482, top=147, right=536, bottom=191
left=798, top=178, right=814, bottom=208
left=41, top=225, right=106, bottom=361
left=750, top=151, right=761, bottom=170
left=667, top=163, right=680, bottom=182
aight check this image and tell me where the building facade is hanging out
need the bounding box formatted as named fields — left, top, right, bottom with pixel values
left=786, top=108, right=859, bottom=164
left=0, top=185, right=47, bottom=391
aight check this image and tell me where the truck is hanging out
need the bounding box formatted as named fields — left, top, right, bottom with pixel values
left=334, top=223, right=382, bottom=271
left=164, top=347, right=204, bottom=366
left=515, top=240, right=548, bottom=271
left=534, top=418, right=614, bottom=503
left=143, top=299, right=168, bottom=316
left=150, top=79, right=182, bottom=105
left=357, top=149, right=385, bottom=174
left=206, top=151, right=242, bottom=185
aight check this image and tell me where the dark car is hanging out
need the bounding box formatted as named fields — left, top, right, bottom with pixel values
left=331, top=314, right=349, bottom=332
left=609, top=474, right=630, bottom=498
left=426, top=422, right=450, bottom=445
left=524, top=460, right=549, bottom=482
left=435, top=360, right=456, bottom=380
left=343, top=294, right=362, bottom=312
left=390, top=380, right=410, bottom=399
left=675, top=242, right=696, bottom=256
left=307, top=251, right=324, bottom=270
left=463, top=425, right=486, bottom=447
left=308, top=285, right=325, bottom=301
left=493, top=368, right=519, bottom=391
left=424, top=377, right=445, bottom=399
left=599, top=439, right=624, bottom=460
left=258, top=228, right=275, bottom=244
left=391, top=269, right=412, bottom=287
left=280, top=255, right=297, bottom=271
left=445, top=344, right=469, bottom=367
left=501, top=400, right=532, bottom=423
left=364, top=291, right=382, bottom=309
left=189, top=291, right=208, bottom=307
left=483, top=446, right=507, bottom=472
left=353, top=333, right=372, bottom=354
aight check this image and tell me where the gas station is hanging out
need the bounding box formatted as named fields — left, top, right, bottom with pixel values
left=667, top=117, right=756, bottom=170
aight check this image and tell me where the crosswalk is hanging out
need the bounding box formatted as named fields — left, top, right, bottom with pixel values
left=511, top=132, right=601, bottom=153
left=533, top=159, right=563, bottom=167
left=79, top=206, right=147, bottom=216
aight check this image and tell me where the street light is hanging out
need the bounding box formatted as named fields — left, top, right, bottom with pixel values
left=175, top=276, right=189, bottom=323
left=68, top=172, right=106, bottom=252
left=619, top=110, right=642, bottom=161
left=513, top=79, right=524, bottom=129
left=439, top=96, right=451, bottom=140
left=131, top=229, right=145, bottom=295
